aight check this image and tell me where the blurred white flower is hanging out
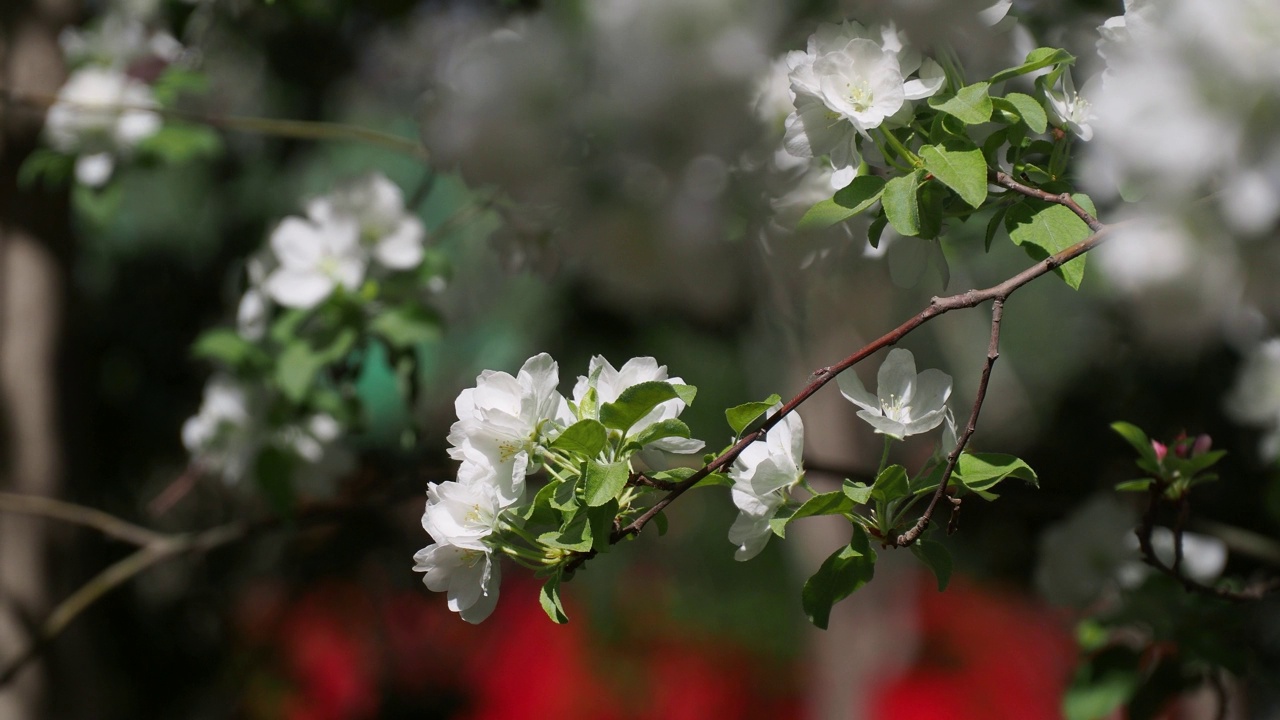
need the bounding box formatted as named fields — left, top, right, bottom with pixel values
left=728, top=405, right=804, bottom=561
left=60, top=12, right=182, bottom=68
left=978, top=0, right=1012, bottom=27
left=182, top=375, right=258, bottom=483
left=1226, top=339, right=1280, bottom=460
left=447, top=353, right=573, bottom=506
left=838, top=348, right=952, bottom=439
left=1046, top=71, right=1099, bottom=142
left=1141, top=528, right=1229, bottom=584
left=263, top=215, right=366, bottom=310
left=44, top=66, right=162, bottom=186
left=236, top=254, right=272, bottom=341
left=307, top=173, right=426, bottom=270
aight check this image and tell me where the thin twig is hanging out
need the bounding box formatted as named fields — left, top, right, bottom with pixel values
left=0, top=86, right=430, bottom=161
left=989, top=170, right=1104, bottom=231
left=0, top=491, right=164, bottom=547
left=892, top=298, right=1004, bottom=547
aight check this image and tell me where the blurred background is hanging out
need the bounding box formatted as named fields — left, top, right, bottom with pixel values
left=2, top=0, right=1280, bottom=718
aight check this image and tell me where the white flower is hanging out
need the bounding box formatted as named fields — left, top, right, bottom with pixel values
left=978, top=0, right=1012, bottom=27
left=307, top=173, right=427, bottom=270
left=1226, top=339, right=1280, bottom=460
left=448, top=353, right=573, bottom=506
left=263, top=215, right=366, bottom=309
left=182, top=375, right=259, bottom=483
left=422, top=479, right=502, bottom=550
left=413, top=543, right=501, bottom=624
left=838, top=348, right=952, bottom=439
left=44, top=66, right=162, bottom=186
left=571, top=356, right=704, bottom=458
left=782, top=21, right=944, bottom=173
left=1046, top=70, right=1100, bottom=141
left=236, top=254, right=272, bottom=341
left=728, top=406, right=804, bottom=561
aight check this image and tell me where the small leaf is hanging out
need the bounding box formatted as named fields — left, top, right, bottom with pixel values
left=551, top=419, right=608, bottom=458
left=136, top=122, right=222, bottom=163
left=872, top=464, right=910, bottom=503
left=583, top=460, right=629, bottom=507
left=920, top=144, right=988, bottom=208
left=843, top=480, right=873, bottom=504
left=911, top=540, right=953, bottom=591
left=725, top=394, right=782, bottom=435
left=989, top=47, right=1075, bottom=85
left=541, top=511, right=593, bottom=552
left=954, top=453, right=1038, bottom=493
left=882, top=170, right=925, bottom=237
left=599, top=381, right=680, bottom=432
left=539, top=575, right=570, bottom=624
left=1063, top=647, right=1141, bottom=720
left=1000, top=92, right=1048, bottom=134
left=192, top=328, right=263, bottom=367
left=802, top=527, right=876, bottom=630
left=1115, top=479, right=1153, bottom=492
left=671, top=383, right=697, bottom=406
left=654, top=510, right=669, bottom=536
left=1005, top=202, right=1091, bottom=289
left=587, top=500, right=619, bottom=552
left=985, top=204, right=1008, bottom=252
left=370, top=304, right=441, bottom=349
left=627, top=418, right=692, bottom=450
left=276, top=341, right=326, bottom=403
left=928, top=82, right=993, bottom=125
left=798, top=176, right=887, bottom=231
left=789, top=491, right=854, bottom=523
left=1110, top=421, right=1157, bottom=465
left=867, top=213, right=889, bottom=249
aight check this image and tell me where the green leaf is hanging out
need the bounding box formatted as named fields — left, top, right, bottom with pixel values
left=671, top=383, right=697, bottom=406
left=600, top=381, right=679, bottom=432
left=583, top=460, right=629, bottom=507
left=872, top=464, right=910, bottom=503
left=627, top=418, right=692, bottom=450
left=797, top=175, right=887, bottom=231
left=882, top=169, right=925, bottom=237
left=541, top=511, right=593, bottom=552
left=984, top=204, right=1008, bottom=252
left=1110, top=421, right=1158, bottom=465
left=867, top=213, right=889, bottom=249
left=1063, top=647, right=1141, bottom=720
left=928, top=82, right=992, bottom=125
left=539, top=575, right=570, bottom=624
left=192, top=328, right=263, bottom=367
left=911, top=540, right=953, bottom=591
left=1115, top=479, right=1153, bottom=492
left=136, top=122, right=222, bottom=163
left=1005, top=202, right=1091, bottom=289
left=725, top=394, right=782, bottom=435
left=654, top=510, right=669, bottom=536
left=551, top=419, right=608, bottom=458
left=788, top=491, right=854, bottom=525
left=17, top=148, right=74, bottom=189
left=276, top=341, right=326, bottom=403
left=586, top=500, right=618, bottom=552
left=254, top=446, right=296, bottom=519
left=954, top=453, right=1038, bottom=493
left=802, top=527, right=876, bottom=630
left=370, top=304, right=441, bottom=349
left=920, top=144, right=988, bottom=209
left=843, top=480, right=873, bottom=505
left=999, top=93, right=1048, bottom=134
left=990, top=47, right=1075, bottom=85
left=522, top=480, right=561, bottom=527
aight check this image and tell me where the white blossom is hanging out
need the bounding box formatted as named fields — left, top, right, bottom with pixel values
left=262, top=214, right=366, bottom=310
left=307, top=173, right=427, bottom=270
left=413, top=543, right=501, bottom=624
left=571, top=356, right=704, bottom=460
left=1226, top=339, right=1280, bottom=461
left=448, top=353, right=573, bottom=506
left=728, top=405, right=804, bottom=561
left=182, top=375, right=259, bottom=483
left=1045, top=70, right=1100, bottom=142
left=44, top=66, right=162, bottom=186
left=838, top=348, right=952, bottom=440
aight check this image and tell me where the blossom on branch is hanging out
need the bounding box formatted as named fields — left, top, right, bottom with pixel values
left=728, top=405, right=805, bottom=561
left=307, top=173, right=427, bottom=271
left=1045, top=70, right=1099, bottom=142
left=571, top=355, right=704, bottom=464
left=263, top=215, right=366, bottom=310
left=838, top=348, right=952, bottom=440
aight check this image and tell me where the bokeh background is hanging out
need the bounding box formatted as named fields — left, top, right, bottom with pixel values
left=2, top=0, right=1280, bottom=718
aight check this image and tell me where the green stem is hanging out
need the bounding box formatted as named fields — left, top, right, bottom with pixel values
left=879, top=128, right=922, bottom=168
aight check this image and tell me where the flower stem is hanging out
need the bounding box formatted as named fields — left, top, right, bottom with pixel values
left=878, top=128, right=921, bottom=168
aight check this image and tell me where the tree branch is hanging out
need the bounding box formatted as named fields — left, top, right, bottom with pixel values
left=989, top=170, right=1104, bottom=232
left=0, top=491, right=164, bottom=547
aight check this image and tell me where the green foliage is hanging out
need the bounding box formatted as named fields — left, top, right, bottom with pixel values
left=882, top=169, right=925, bottom=237
left=928, top=82, right=993, bottom=125
left=920, top=143, right=987, bottom=209
left=583, top=460, right=629, bottom=507
left=724, top=393, right=782, bottom=435
left=600, top=381, right=689, bottom=433
left=802, top=526, right=876, bottom=630
left=137, top=123, right=223, bottom=164
left=1006, top=200, right=1093, bottom=289
left=797, top=176, right=886, bottom=231
left=989, top=47, right=1075, bottom=85
left=17, top=149, right=74, bottom=189
left=370, top=304, right=441, bottom=349
left=910, top=539, right=952, bottom=592
left=551, top=419, right=609, bottom=458
left=539, top=573, right=570, bottom=624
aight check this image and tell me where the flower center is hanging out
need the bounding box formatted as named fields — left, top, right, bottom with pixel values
left=881, top=392, right=910, bottom=422
left=846, top=82, right=874, bottom=112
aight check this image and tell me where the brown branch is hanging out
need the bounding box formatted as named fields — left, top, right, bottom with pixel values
left=989, top=170, right=1105, bottom=232
left=1136, top=486, right=1278, bottom=602
left=891, top=298, right=1004, bottom=547
left=0, top=491, right=165, bottom=546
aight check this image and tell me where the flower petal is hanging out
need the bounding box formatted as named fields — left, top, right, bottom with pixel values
left=837, top=367, right=879, bottom=413
left=877, top=348, right=918, bottom=406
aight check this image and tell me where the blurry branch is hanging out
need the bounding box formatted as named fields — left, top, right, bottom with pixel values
left=1136, top=485, right=1279, bottom=602
left=890, top=298, right=1004, bottom=547
left=0, top=492, right=164, bottom=546
left=0, top=519, right=246, bottom=686
left=0, top=86, right=430, bottom=161
left=566, top=181, right=1115, bottom=573
left=1192, top=519, right=1280, bottom=567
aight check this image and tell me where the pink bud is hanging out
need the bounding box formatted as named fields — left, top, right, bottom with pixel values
left=1192, top=434, right=1212, bottom=457
left=1151, top=440, right=1167, bottom=463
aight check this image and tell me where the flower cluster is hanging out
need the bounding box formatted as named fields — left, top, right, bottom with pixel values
left=728, top=405, right=805, bottom=561
left=783, top=21, right=945, bottom=181
left=43, top=4, right=184, bottom=186
left=262, top=173, right=428, bottom=311
left=415, top=353, right=704, bottom=622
